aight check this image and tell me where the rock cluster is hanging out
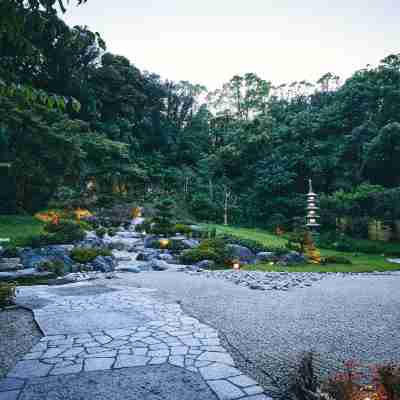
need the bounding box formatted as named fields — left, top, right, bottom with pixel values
left=186, top=270, right=326, bottom=291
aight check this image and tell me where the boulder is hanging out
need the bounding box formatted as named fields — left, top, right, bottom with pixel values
left=20, top=246, right=74, bottom=271
left=144, top=235, right=160, bottom=248
left=157, top=252, right=176, bottom=263
left=194, top=260, right=215, bottom=270
left=181, top=239, right=200, bottom=249
left=255, top=252, right=277, bottom=263
left=279, top=251, right=306, bottom=264
left=118, top=265, right=141, bottom=273
left=147, top=259, right=169, bottom=271
left=89, top=256, right=117, bottom=273
left=226, top=244, right=256, bottom=264
left=0, top=258, right=22, bottom=272
left=136, top=250, right=160, bottom=262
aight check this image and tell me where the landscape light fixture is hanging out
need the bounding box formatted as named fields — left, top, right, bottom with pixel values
left=233, top=261, right=240, bottom=270
left=159, top=239, right=169, bottom=248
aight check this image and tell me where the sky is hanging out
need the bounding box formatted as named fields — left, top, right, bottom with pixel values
left=62, top=0, right=400, bottom=90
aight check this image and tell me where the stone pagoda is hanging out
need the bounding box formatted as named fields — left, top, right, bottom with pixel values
left=306, top=179, right=320, bottom=232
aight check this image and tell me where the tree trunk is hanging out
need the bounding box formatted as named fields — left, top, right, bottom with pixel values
left=224, top=189, right=230, bottom=225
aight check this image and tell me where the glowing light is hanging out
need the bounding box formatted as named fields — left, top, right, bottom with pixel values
left=233, top=261, right=240, bottom=270
left=159, top=239, right=170, bottom=248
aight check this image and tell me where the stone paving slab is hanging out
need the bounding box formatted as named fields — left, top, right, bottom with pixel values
left=2, top=281, right=272, bottom=400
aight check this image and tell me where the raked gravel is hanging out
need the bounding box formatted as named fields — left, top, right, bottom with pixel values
left=0, top=308, right=42, bottom=379
left=120, top=270, right=400, bottom=395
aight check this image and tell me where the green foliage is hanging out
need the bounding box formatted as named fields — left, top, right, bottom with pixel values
left=173, top=224, right=192, bottom=235
left=179, top=238, right=233, bottom=267
left=37, top=260, right=65, bottom=276
left=151, top=199, right=176, bottom=235
left=135, top=220, right=152, bottom=233
left=44, top=220, right=85, bottom=243
left=219, top=234, right=287, bottom=255
left=321, top=256, right=353, bottom=265
left=2, top=246, right=19, bottom=258
left=0, top=215, right=44, bottom=243
left=70, top=247, right=111, bottom=264
left=95, top=228, right=107, bottom=238
left=0, top=282, right=16, bottom=308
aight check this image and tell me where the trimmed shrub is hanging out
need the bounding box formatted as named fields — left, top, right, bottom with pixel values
left=219, top=234, right=287, bottom=255
left=70, top=248, right=112, bottom=264
left=180, top=238, right=233, bottom=268
left=95, top=227, right=107, bottom=238
left=173, top=224, right=192, bottom=235
left=321, top=256, right=353, bottom=265
left=43, top=220, right=85, bottom=243
left=37, top=260, right=65, bottom=276
left=0, top=282, right=16, bottom=307
left=2, top=246, right=19, bottom=258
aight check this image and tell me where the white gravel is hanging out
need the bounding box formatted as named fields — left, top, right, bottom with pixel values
left=118, top=271, right=400, bottom=395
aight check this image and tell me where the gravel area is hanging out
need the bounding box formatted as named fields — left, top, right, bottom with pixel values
left=0, top=307, right=42, bottom=378
left=119, top=271, right=400, bottom=396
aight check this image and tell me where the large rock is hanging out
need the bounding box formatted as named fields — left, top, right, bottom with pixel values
left=226, top=244, right=255, bottom=264
left=157, top=252, right=176, bottom=263
left=20, top=246, right=74, bottom=271
left=195, top=260, right=215, bottom=270
left=147, top=259, right=169, bottom=271
left=0, top=258, right=22, bottom=272
left=136, top=250, right=160, bottom=262
left=144, top=235, right=160, bottom=249
left=255, top=252, right=277, bottom=263
left=89, top=256, right=117, bottom=273
left=118, top=265, right=141, bottom=273
left=279, top=251, right=306, bottom=264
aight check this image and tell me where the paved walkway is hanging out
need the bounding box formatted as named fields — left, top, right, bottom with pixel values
left=0, top=281, right=271, bottom=400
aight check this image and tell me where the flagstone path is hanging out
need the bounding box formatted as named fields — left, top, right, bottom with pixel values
left=0, top=281, right=271, bottom=400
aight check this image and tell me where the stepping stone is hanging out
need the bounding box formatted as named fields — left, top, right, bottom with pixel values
left=8, top=360, right=52, bottom=378
left=197, top=352, right=234, bottom=365
left=228, top=375, right=258, bottom=388
left=0, top=378, right=24, bottom=392
left=207, top=380, right=245, bottom=400
left=114, top=355, right=149, bottom=368
left=200, top=364, right=241, bottom=380
left=84, top=357, right=114, bottom=372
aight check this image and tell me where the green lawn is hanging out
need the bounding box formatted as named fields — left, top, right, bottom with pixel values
left=203, top=224, right=400, bottom=273
left=0, top=215, right=44, bottom=244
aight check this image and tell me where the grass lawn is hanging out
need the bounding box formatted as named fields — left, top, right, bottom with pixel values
left=203, top=224, right=400, bottom=273
left=0, top=215, right=44, bottom=245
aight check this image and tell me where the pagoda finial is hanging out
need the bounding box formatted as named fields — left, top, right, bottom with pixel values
left=308, top=178, right=313, bottom=194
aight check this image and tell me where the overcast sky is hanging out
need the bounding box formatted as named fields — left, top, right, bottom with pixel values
left=62, top=0, right=400, bottom=90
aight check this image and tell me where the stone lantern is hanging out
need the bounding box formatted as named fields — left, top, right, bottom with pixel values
left=306, top=179, right=320, bottom=232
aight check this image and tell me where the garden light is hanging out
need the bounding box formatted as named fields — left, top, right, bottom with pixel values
left=159, top=239, right=170, bottom=248
left=233, top=261, right=240, bottom=270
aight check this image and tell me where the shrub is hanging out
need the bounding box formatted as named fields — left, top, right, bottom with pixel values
left=44, top=220, right=85, bottom=243
left=135, top=220, right=152, bottom=233
left=95, top=227, right=107, bottom=238
left=70, top=247, right=112, bottom=264
left=108, top=228, right=118, bottom=237
left=2, top=246, right=19, bottom=258
left=179, top=238, right=232, bottom=268
left=151, top=199, right=175, bottom=235
left=219, top=234, right=287, bottom=255
left=321, top=256, right=353, bottom=265
left=173, top=224, right=192, bottom=235
left=167, top=239, right=187, bottom=253
left=0, top=282, right=16, bottom=308
left=76, top=220, right=93, bottom=231
left=37, top=260, right=65, bottom=276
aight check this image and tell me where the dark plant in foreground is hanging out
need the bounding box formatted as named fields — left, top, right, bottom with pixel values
left=288, top=353, right=400, bottom=400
